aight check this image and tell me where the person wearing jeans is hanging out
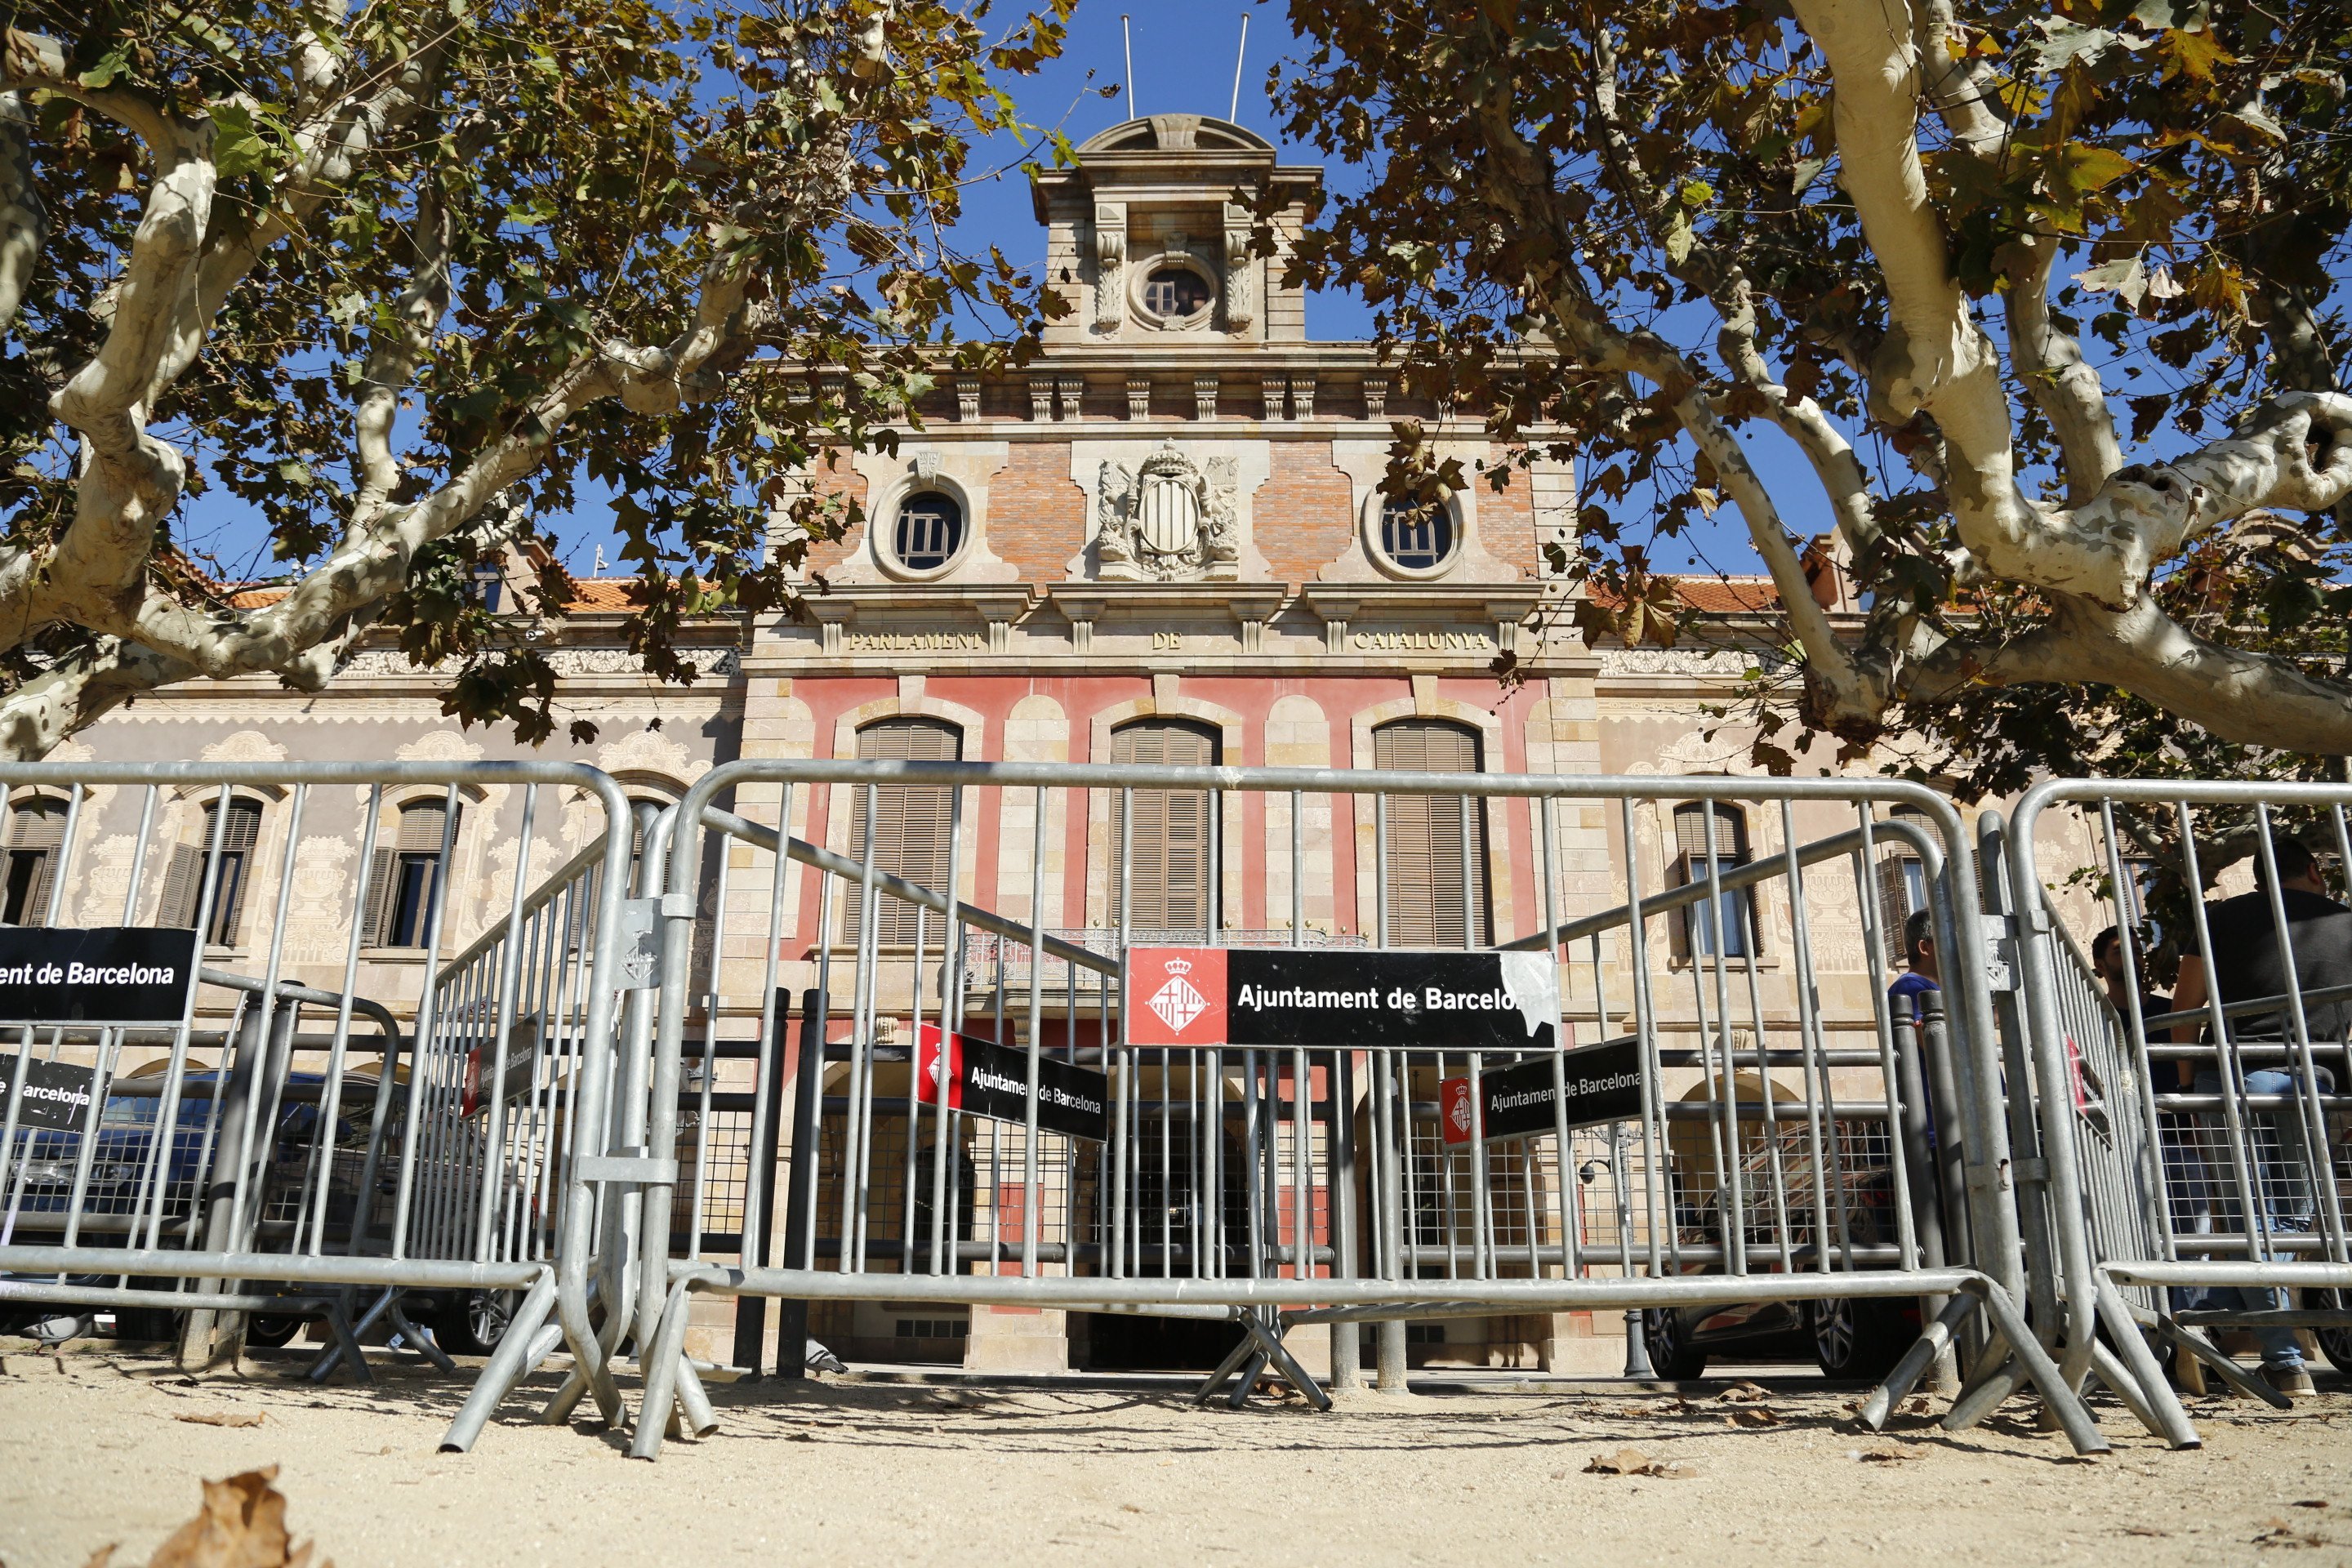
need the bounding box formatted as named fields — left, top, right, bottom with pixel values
left=2175, top=1065, right=2334, bottom=1390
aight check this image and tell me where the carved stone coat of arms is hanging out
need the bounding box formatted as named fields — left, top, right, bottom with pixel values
left=1094, top=443, right=1240, bottom=581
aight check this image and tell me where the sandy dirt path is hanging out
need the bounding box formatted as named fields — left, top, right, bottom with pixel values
left=6, top=1348, right=2352, bottom=1566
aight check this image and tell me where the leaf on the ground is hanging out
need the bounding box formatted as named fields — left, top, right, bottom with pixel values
left=1857, top=1448, right=1917, bottom=1463
left=1726, top=1406, right=1781, bottom=1428
left=1902, top=1396, right=1934, bottom=1415
left=174, top=1411, right=265, bottom=1429
left=2294, top=1500, right=2329, bottom=1509
left=2124, top=1526, right=2170, bottom=1538
left=1584, top=1447, right=1697, bottom=1479
left=2252, top=1518, right=2324, bottom=1549
left=145, top=1466, right=328, bottom=1568
left=1717, top=1380, right=1773, bottom=1402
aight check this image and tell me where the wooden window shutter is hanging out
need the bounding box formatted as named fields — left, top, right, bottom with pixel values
left=1111, top=721, right=1217, bottom=932
left=158, top=844, right=203, bottom=929
left=1373, top=720, right=1490, bottom=947
left=9, top=796, right=67, bottom=927
left=214, top=798, right=263, bottom=945
left=361, top=844, right=399, bottom=947
left=840, top=719, right=960, bottom=944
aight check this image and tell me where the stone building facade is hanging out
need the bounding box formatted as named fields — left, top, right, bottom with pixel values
left=24, top=117, right=2078, bottom=1378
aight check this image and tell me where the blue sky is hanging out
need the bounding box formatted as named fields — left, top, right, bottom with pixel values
left=163, top=2, right=1854, bottom=587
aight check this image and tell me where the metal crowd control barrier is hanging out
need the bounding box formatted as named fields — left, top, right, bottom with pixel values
left=0, top=760, right=639, bottom=1448
left=2008, top=780, right=2352, bottom=1439
left=622, top=760, right=2108, bottom=1459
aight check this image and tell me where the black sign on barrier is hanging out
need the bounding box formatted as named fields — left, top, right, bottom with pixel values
left=915, top=1024, right=1110, bottom=1142
left=1123, top=947, right=1561, bottom=1053
left=1441, top=1037, right=1645, bottom=1146
left=0, top=1055, right=100, bottom=1133
left=0, top=927, right=199, bottom=1026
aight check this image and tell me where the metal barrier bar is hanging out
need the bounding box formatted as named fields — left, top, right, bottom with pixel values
left=610, top=758, right=2091, bottom=1458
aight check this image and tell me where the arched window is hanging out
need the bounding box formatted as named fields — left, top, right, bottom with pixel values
left=840, top=718, right=962, bottom=945
left=363, top=797, right=459, bottom=948
left=892, top=492, right=964, bottom=573
left=1379, top=496, right=1458, bottom=572
left=1, top=794, right=69, bottom=927
left=1110, top=719, right=1218, bottom=934
left=1374, top=719, right=1491, bottom=947
left=160, top=796, right=265, bottom=946
left=1673, top=801, right=1756, bottom=959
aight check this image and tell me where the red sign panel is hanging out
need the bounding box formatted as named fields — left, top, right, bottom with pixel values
left=1122, top=947, right=1230, bottom=1047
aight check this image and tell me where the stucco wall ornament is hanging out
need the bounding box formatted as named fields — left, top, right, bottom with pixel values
left=1094, top=443, right=1241, bottom=581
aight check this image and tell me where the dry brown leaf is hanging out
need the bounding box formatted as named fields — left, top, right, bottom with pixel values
left=145, top=1466, right=328, bottom=1568
left=1902, top=1396, right=1934, bottom=1415
left=2124, top=1526, right=2170, bottom=1538
left=2253, top=1517, right=2325, bottom=1549
left=2294, top=1500, right=2330, bottom=1510
left=174, top=1412, right=264, bottom=1430
left=1717, top=1380, right=1774, bottom=1402
left=1857, top=1448, right=1918, bottom=1463
left=1583, top=1447, right=1697, bottom=1480
left=1726, top=1406, right=1781, bottom=1428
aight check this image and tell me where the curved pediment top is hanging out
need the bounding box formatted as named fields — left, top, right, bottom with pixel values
left=1076, top=115, right=1275, bottom=156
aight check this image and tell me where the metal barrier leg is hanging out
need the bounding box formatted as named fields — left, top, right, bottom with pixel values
left=1860, top=1290, right=1977, bottom=1429
left=1966, top=1281, right=2110, bottom=1454
left=2156, top=1318, right=2292, bottom=1410
left=390, top=1302, right=461, bottom=1375
left=675, top=1355, right=719, bottom=1441
left=630, top=1277, right=700, bottom=1461
left=1195, top=1326, right=1262, bottom=1405
left=442, top=1271, right=562, bottom=1454
left=2095, top=1276, right=2199, bottom=1449
left=1245, top=1313, right=1331, bottom=1412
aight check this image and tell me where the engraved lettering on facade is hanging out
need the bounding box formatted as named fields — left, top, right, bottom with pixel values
left=1348, top=630, right=1497, bottom=652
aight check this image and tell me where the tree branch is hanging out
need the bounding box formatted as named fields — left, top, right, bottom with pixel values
left=0, top=87, right=39, bottom=335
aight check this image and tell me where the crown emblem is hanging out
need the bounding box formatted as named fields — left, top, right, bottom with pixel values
left=1162, top=957, right=1192, bottom=977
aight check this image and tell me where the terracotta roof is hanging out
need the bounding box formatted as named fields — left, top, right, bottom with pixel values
left=1586, top=577, right=1783, bottom=613
left=211, top=577, right=645, bottom=613
left=1669, top=577, right=1780, bottom=614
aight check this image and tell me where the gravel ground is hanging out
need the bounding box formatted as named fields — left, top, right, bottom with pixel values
left=5, top=1345, right=2352, bottom=1566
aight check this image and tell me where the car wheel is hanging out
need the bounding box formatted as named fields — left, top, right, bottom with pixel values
left=2314, top=1292, right=2352, bottom=1374
left=243, top=1314, right=307, bottom=1350
left=1807, top=1298, right=1910, bottom=1381
left=435, top=1289, right=516, bottom=1356
left=1642, top=1307, right=1708, bottom=1380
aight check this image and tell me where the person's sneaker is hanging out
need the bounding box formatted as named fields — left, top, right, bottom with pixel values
left=2261, top=1361, right=2316, bottom=1399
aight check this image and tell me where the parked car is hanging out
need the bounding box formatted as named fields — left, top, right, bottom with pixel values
left=2, top=1064, right=514, bottom=1355
left=1637, top=1107, right=1923, bottom=1381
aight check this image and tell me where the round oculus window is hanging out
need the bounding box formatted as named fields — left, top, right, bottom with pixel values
left=1140, top=265, right=1214, bottom=321
left=893, top=492, right=964, bottom=573
left=1379, top=496, right=1458, bottom=573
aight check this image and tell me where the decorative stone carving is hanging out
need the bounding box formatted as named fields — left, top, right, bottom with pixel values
left=1193, top=375, right=1218, bottom=421
left=956, top=379, right=981, bottom=421
left=1362, top=376, right=1388, bottom=420
left=1058, top=377, right=1084, bottom=421
left=201, top=729, right=289, bottom=764
left=1290, top=376, right=1316, bottom=419
left=907, top=448, right=942, bottom=487
left=335, top=645, right=736, bottom=679
left=1028, top=378, right=1055, bottom=421
left=1261, top=379, right=1286, bottom=421
left=1094, top=443, right=1241, bottom=581
left=1093, top=203, right=1126, bottom=332
left=1223, top=204, right=1254, bottom=332
left=1125, top=379, right=1150, bottom=420
left=1597, top=647, right=1764, bottom=677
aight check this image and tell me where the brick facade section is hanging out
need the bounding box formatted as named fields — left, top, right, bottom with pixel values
left=796, top=458, right=869, bottom=573
left=1256, top=440, right=1356, bottom=586
left=987, top=442, right=1089, bottom=582
left=1481, top=446, right=1540, bottom=574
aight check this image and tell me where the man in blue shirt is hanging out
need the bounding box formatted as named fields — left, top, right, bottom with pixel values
left=1888, top=908, right=1939, bottom=1018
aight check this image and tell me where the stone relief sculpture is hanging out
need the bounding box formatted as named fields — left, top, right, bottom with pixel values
left=1094, top=443, right=1241, bottom=581
left=1094, top=203, right=1126, bottom=332
left=1223, top=207, right=1254, bottom=333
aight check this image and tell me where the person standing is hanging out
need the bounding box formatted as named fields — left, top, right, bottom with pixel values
left=2171, top=837, right=2352, bottom=1401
